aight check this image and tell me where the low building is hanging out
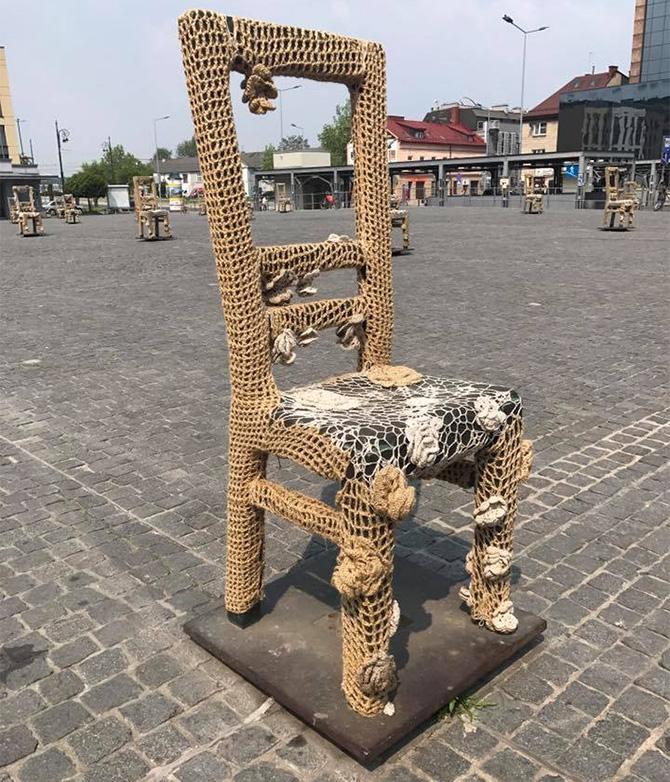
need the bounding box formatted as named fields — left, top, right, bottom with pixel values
left=522, top=66, right=628, bottom=154
left=0, top=46, right=42, bottom=219
left=424, top=103, right=522, bottom=156
left=346, top=114, right=486, bottom=202
left=273, top=149, right=331, bottom=168
left=156, top=151, right=264, bottom=198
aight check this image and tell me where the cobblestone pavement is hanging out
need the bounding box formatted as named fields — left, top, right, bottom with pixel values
left=0, top=207, right=668, bottom=782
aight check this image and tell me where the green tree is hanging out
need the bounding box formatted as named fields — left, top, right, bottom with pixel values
left=65, top=169, right=107, bottom=211
left=152, top=147, right=172, bottom=163
left=278, top=134, right=309, bottom=152
left=100, top=144, right=153, bottom=187
left=176, top=136, right=197, bottom=157
left=318, top=100, right=351, bottom=166
left=261, top=144, right=276, bottom=170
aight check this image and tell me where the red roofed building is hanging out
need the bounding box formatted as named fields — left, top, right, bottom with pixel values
left=522, top=66, right=628, bottom=154
left=347, top=111, right=487, bottom=203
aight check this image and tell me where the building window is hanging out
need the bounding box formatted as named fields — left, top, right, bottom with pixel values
left=476, top=120, right=485, bottom=131
left=419, top=156, right=424, bottom=160
left=531, top=121, right=547, bottom=136
left=412, top=129, right=425, bottom=139
left=531, top=148, right=545, bottom=154
left=407, top=155, right=413, bottom=160
left=0, top=125, right=9, bottom=160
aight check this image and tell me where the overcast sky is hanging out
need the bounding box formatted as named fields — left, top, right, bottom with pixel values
left=3, top=0, right=635, bottom=176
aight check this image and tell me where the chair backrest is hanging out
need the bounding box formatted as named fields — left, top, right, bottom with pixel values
left=13, top=185, right=35, bottom=210
left=178, top=11, right=393, bottom=404
left=133, top=176, right=158, bottom=215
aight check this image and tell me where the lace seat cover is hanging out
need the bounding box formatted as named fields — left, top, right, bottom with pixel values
left=273, top=373, right=522, bottom=482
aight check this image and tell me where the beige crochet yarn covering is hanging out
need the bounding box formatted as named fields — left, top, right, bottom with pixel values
left=12, top=185, right=44, bottom=237
left=132, top=176, right=173, bottom=240
left=178, top=10, right=529, bottom=717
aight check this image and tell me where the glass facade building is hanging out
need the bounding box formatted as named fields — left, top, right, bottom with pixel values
left=558, top=1, right=670, bottom=161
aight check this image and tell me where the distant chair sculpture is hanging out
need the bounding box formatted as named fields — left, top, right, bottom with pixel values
left=132, top=176, right=173, bottom=240
left=63, top=194, right=80, bottom=224
left=389, top=194, right=410, bottom=254
left=522, top=174, right=545, bottom=215
left=53, top=195, right=66, bottom=219
left=12, top=185, right=44, bottom=237
left=602, top=166, right=635, bottom=231
left=179, top=10, right=533, bottom=717
left=8, top=193, right=19, bottom=224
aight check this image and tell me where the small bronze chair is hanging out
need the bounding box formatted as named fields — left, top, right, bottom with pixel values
left=13, top=185, right=44, bottom=237
left=179, top=10, right=532, bottom=717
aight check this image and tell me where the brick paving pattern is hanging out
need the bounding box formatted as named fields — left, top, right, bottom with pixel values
left=0, top=207, right=668, bottom=781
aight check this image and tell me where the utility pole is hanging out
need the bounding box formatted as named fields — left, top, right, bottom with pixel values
left=107, top=136, right=116, bottom=182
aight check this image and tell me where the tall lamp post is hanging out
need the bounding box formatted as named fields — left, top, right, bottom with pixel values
left=153, top=115, right=170, bottom=198
left=16, top=118, right=26, bottom=158
left=55, top=121, right=70, bottom=193
left=278, top=85, right=301, bottom=142
left=502, top=15, right=548, bottom=154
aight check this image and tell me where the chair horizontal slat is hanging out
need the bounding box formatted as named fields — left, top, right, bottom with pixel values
left=268, top=296, right=363, bottom=339
left=259, top=240, right=364, bottom=279
left=249, top=477, right=341, bottom=544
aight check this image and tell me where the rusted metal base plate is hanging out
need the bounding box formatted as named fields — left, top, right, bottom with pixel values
left=184, top=554, right=545, bottom=764
left=391, top=247, right=413, bottom=256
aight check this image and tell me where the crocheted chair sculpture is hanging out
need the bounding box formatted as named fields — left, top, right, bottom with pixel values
left=132, top=176, right=172, bottom=240
left=602, top=166, right=635, bottom=231
left=389, top=194, right=410, bottom=254
left=179, top=10, right=532, bottom=717
left=12, top=185, right=44, bottom=237
left=63, top=194, right=80, bottom=224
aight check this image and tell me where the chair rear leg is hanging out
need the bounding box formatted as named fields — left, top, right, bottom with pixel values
left=462, top=417, right=523, bottom=634
left=335, top=478, right=396, bottom=716
left=225, top=442, right=267, bottom=617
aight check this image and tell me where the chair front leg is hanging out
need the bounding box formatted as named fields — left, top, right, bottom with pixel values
left=334, top=477, right=396, bottom=716
left=224, top=441, right=267, bottom=618
left=462, top=416, right=524, bottom=634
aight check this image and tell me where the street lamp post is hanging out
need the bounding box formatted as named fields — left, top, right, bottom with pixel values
left=55, top=121, right=70, bottom=193
left=16, top=118, right=26, bottom=158
left=153, top=115, right=170, bottom=198
left=278, top=85, right=301, bottom=142
left=502, top=15, right=548, bottom=154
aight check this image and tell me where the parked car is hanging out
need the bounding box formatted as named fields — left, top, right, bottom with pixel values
left=43, top=199, right=84, bottom=217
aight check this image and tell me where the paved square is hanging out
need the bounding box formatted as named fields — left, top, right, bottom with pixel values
left=0, top=206, right=668, bottom=781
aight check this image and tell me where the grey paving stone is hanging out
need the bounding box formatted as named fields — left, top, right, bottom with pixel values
left=587, top=711, right=650, bottom=757
left=32, top=700, right=92, bottom=743
left=49, top=636, right=100, bottom=669
left=217, top=724, right=277, bottom=766
left=410, top=741, right=470, bottom=781
left=134, top=653, right=184, bottom=688
left=81, top=673, right=143, bottom=713
left=179, top=699, right=240, bottom=743
left=120, top=692, right=181, bottom=733
left=67, top=716, right=131, bottom=765
left=0, top=690, right=47, bottom=730
left=636, top=666, right=670, bottom=700
left=38, top=669, right=84, bottom=704
left=0, top=725, right=38, bottom=767
left=175, top=751, right=233, bottom=781
left=234, top=762, right=299, bottom=782
left=275, top=734, right=328, bottom=773
left=512, top=722, right=570, bottom=763
left=168, top=668, right=220, bottom=706
left=138, top=724, right=193, bottom=765
left=77, top=648, right=128, bottom=685
left=17, top=747, right=76, bottom=782
left=562, top=680, right=610, bottom=717
left=81, top=748, right=150, bottom=782
left=482, top=747, right=539, bottom=782
left=614, top=686, right=669, bottom=729
left=558, top=736, right=624, bottom=780
left=632, top=750, right=670, bottom=782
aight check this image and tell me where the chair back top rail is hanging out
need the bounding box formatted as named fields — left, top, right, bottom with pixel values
left=179, top=10, right=393, bottom=402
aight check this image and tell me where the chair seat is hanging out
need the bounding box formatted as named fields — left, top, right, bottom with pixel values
left=273, top=370, right=522, bottom=482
